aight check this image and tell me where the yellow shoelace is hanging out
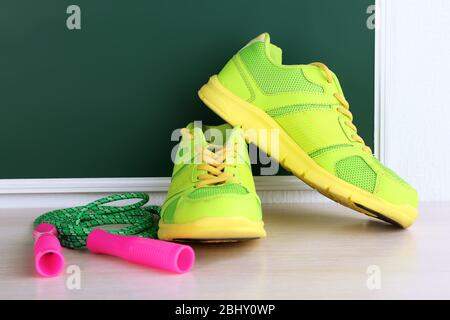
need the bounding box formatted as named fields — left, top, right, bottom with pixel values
left=310, top=62, right=372, bottom=154
left=196, top=144, right=238, bottom=187
left=180, top=128, right=238, bottom=188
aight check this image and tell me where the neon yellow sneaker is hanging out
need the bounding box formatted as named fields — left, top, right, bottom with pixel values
left=198, top=33, right=418, bottom=228
left=158, top=122, right=266, bottom=241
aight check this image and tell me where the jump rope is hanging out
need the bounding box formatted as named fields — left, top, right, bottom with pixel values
left=32, top=193, right=195, bottom=277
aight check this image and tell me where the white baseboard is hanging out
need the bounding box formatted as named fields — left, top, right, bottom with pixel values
left=0, top=190, right=328, bottom=209
left=0, top=176, right=325, bottom=208
left=0, top=176, right=309, bottom=194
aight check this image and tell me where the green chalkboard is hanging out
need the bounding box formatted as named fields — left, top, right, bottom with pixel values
left=0, top=0, right=374, bottom=179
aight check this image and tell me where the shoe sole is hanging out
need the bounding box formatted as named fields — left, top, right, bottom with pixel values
left=198, top=75, right=418, bottom=228
left=158, top=216, right=266, bottom=241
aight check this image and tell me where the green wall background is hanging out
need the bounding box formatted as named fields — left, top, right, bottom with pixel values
left=0, top=0, right=374, bottom=178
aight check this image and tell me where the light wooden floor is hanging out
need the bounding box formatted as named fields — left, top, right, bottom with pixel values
left=1, top=202, right=449, bottom=299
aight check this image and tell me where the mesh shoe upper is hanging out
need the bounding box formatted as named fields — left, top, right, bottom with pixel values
left=217, top=33, right=418, bottom=208
left=161, top=123, right=262, bottom=224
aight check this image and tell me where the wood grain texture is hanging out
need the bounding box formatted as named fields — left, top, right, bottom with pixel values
left=0, top=202, right=448, bottom=299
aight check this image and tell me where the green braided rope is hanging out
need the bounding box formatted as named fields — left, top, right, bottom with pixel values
left=33, top=192, right=160, bottom=249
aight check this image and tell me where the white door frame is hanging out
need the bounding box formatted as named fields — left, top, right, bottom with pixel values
left=374, top=0, right=389, bottom=163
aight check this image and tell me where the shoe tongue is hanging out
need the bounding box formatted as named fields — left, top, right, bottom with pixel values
left=185, top=122, right=244, bottom=149
left=224, top=126, right=244, bottom=146
left=269, top=43, right=283, bottom=64
left=245, top=33, right=283, bottom=64
left=185, top=122, right=208, bottom=147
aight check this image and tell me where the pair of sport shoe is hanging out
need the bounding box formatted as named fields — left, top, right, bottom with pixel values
left=158, top=33, right=418, bottom=241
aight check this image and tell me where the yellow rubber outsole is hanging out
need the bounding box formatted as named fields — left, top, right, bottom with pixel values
left=198, top=75, right=418, bottom=228
left=158, top=216, right=266, bottom=241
